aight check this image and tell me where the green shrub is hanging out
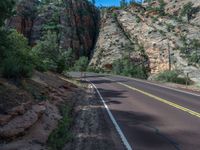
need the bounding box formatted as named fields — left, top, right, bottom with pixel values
left=180, top=2, right=193, bottom=22
left=112, top=57, right=148, bottom=79
left=0, top=30, right=34, bottom=78
left=33, top=31, right=73, bottom=73
left=0, top=0, right=15, bottom=26
left=188, top=52, right=200, bottom=64
left=48, top=105, right=72, bottom=150
left=73, top=56, right=89, bottom=72
left=1, top=56, right=33, bottom=78
left=156, top=70, right=191, bottom=85
left=136, top=16, right=141, bottom=23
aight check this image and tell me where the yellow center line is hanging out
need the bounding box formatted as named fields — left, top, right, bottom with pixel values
left=118, top=82, right=200, bottom=118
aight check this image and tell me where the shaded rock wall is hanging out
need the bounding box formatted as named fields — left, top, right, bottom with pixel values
left=7, top=0, right=99, bottom=58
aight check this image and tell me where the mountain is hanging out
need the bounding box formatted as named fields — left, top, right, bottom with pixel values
left=7, top=0, right=200, bottom=83
left=90, top=0, right=200, bottom=83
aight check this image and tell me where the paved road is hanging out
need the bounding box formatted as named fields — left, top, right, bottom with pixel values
left=70, top=72, right=200, bottom=150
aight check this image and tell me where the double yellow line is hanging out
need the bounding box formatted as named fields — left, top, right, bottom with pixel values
left=118, top=82, right=200, bottom=118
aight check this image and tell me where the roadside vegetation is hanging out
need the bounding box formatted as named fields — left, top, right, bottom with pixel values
left=180, top=36, right=200, bottom=66
left=112, top=57, right=148, bottom=79
left=0, top=0, right=91, bottom=79
left=156, top=70, right=192, bottom=85
left=0, top=1, right=87, bottom=149
left=48, top=105, right=73, bottom=150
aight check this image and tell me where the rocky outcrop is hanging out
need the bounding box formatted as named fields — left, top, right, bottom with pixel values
left=7, top=0, right=39, bottom=45
left=0, top=71, right=79, bottom=149
left=90, top=10, right=132, bottom=68
left=90, top=9, right=147, bottom=69
left=0, top=104, right=46, bottom=138
left=164, top=0, right=200, bottom=26
left=7, top=0, right=99, bottom=58
left=90, top=1, right=200, bottom=83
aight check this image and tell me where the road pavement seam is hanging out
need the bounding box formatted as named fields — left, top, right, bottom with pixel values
left=118, top=82, right=200, bottom=119
left=89, top=81, right=133, bottom=150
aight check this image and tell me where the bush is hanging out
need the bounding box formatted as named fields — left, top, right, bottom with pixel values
left=188, top=53, right=200, bottom=64
left=112, top=57, right=148, bottom=79
left=1, top=56, right=33, bottom=78
left=180, top=2, right=193, bottom=22
left=33, top=31, right=74, bottom=73
left=48, top=105, right=72, bottom=150
left=73, top=56, right=89, bottom=72
left=156, top=70, right=191, bottom=85
left=0, top=30, right=34, bottom=78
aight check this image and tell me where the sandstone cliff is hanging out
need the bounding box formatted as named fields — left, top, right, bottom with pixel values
left=7, top=0, right=99, bottom=58
left=6, top=0, right=200, bottom=83
left=90, top=0, right=200, bottom=83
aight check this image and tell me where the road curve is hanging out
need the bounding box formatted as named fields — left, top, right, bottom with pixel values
left=71, top=72, right=200, bottom=150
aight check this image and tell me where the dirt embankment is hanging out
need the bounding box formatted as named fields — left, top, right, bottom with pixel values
left=64, top=81, right=124, bottom=150
left=0, top=71, right=81, bottom=150
left=0, top=72, right=124, bottom=150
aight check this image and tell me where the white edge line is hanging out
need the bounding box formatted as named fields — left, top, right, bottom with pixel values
left=87, top=80, right=133, bottom=150
left=102, top=75, right=200, bottom=97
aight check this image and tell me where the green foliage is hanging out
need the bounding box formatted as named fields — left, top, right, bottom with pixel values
left=158, top=0, right=166, bottom=16
left=188, top=52, right=200, bottom=64
left=152, top=16, right=158, bottom=23
left=0, top=0, right=15, bottom=26
left=0, top=30, right=34, bottom=78
left=18, top=0, right=38, bottom=20
left=112, top=57, right=148, bottom=79
left=180, top=37, right=200, bottom=65
left=144, top=0, right=153, bottom=3
left=146, top=0, right=166, bottom=16
left=48, top=105, right=72, bottom=150
left=112, top=13, right=117, bottom=19
left=156, top=70, right=191, bottom=85
left=158, top=30, right=166, bottom=36
left=120, top=0, right=128, bottom=8
left=166, top=23, right=175, bottom=32
left=33, top=31, right=71, bottom=73
left=73, top=56, right=89, bottom=72
left=136, top=16, right=141, bottom=23
left=180, top=2, right=193, bottom=22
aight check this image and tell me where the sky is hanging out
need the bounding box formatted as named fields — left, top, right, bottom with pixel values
left=95, top=0, right=143, bottom=7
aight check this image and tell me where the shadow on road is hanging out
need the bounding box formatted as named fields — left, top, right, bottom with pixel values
left=110, top=109, right=180, bottom=150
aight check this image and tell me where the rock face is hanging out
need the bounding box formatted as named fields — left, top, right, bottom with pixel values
left=90, top=9, right=148, bottom=69
left=7, top=0, right=200, bottom=83
left=163, top=0, right=200, bottom=26
left=90, top=10, right=134, bottom=68
left=7, top=0, right=99, bottom=58
left=90, top=1, right=200, bottom=83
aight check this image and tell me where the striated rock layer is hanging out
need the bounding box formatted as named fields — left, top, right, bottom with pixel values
left=90, top=1, right=200, bottom=83
left=7, top=0, right=99, bottom=58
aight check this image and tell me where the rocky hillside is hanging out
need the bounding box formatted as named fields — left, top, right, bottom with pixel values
left=7, top=0, right=99, bottom=58
left=90, top=0, right=200, bottom=83
left=6, top=0, right=200, bottom=83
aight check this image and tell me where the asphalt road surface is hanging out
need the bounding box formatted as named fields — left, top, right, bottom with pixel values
left=70, top=72, right=200, bottom=150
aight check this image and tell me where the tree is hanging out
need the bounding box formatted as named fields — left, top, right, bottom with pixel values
left=33, top=31, right=68, bottom=73
left=73, top=56, right=89, bottom=72
left=180, top=2, right=193, bottom=22
left=89, top=0, right=96, bottom=5
left=0, top=0, right=15, bottom=60
left=158, top=0, right=166, bottom=16
left=1, top=30, right=34, bottom=78
left=0, top=0, right=15, bottom=26
left=120, top=0, right=128, bottom=8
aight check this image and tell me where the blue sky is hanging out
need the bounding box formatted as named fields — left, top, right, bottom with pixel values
left=95, top=0, right=143, bottom=7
